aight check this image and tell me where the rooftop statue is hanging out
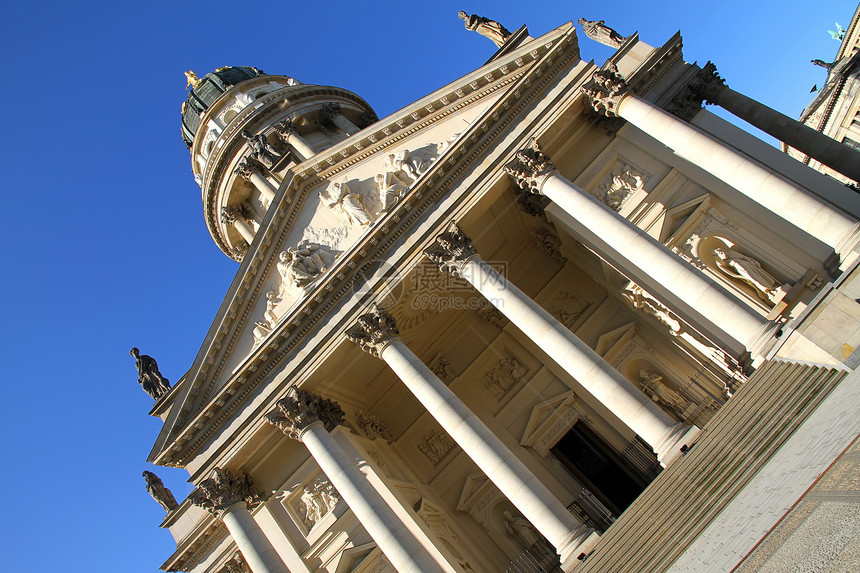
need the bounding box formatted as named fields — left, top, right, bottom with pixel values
left=130, top=347, right=171, bottom=400
left=184, top=70, right=202, bottom=90
left=577, top=18, right=628, bottom=48
left=143, top=470, right=179, bottom=512
left=458, top=11, right=511, bottom=48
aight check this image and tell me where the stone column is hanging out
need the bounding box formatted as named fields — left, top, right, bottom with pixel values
left=322, top=102, right=360, bottom=135
left=275, top=119, right=315, bottom=161
left=235, top=159, right=277, bottom=204
left=504, top=138, right=775, bottom=359
left=347, top=308, right=596, bottom=564
left=425, top=223, right=700, bottom=466
left=189, top=469, right=289, bottom=573
left=581, top=65, right=859, bottom=253
left=266, top=388, right=455, bottom=573
left=676, top=62, right=860, bottom=183
left=222, top=205, right=255, bottom=244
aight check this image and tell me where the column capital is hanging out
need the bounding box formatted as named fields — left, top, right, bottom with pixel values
left=689, top=61, right=726, bottom=105
left=223, top=552, right=249, bottom=573
left=503, top=138, right=555, bottom=216
left=346, top=306, right=400, bottom=358
left=189, top=468, right=262, bottom=518
left=275, top=118, right=297, bottom=139
left=425, top=221, right=479, bottom=276
left=233, top=158, right=256, bottom=182
left=580, top=64, right=630, bottom=118
left=320, top=102, right=342, bottom=130
left=221, top=203, right=253, bottom=225
left=266, top=387, right=345, bottom=440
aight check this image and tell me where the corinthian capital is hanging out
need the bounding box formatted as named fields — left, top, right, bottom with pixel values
left=233, top=158, right=255, bottom=182
left=267, top=387, right=345, bottom=440
left=688, top=61, right=726, bottom=105
left=189, top=468, right=261, bottom=517
left=425, top=222, right=478, bottom=276
left=504, top=137, right=556, bottom=193
left=580, top=64, right=630, bottom=117
left=346, top=306, right=400, bottom=358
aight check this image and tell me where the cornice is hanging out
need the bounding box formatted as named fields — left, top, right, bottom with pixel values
left=161, top=515, right=227, bottom=572
left=151, top=23, right=580, bottom=469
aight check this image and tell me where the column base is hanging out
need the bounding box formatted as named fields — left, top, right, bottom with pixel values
left=560, top=530, right=602, bottom=571
left=557, top=526, right=598, bottom=566
left=653, top=423, right=702, bottom=468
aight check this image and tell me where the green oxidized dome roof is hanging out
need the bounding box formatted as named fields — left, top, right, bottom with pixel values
left=180, top=66, right=267, bottom=149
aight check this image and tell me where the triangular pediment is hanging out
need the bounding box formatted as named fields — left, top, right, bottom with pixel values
left=148, top=22, right=584, bottom=469
left=596, top=322, right=637, bottom=362
left=661, top=193, right=710, bottom=244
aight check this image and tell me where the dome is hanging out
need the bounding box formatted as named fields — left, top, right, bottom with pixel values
left=181, top=66, right=268, bottom=149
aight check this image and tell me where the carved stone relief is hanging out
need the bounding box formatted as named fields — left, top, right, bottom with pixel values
left=531, top=228, right=566, bottom=263
left=297, top=475, right=340, bottom=529
left=483, top=356, right=528, bottom=401
left=429, top=353, right=454, bottom=383
left=476, top=304, right=507, bottom=328
left=418, top=429, right=456, bottom=466
left=548, top=290, right=591, bottom=330
left=356, top=413, right=392, bottom=442
left=320, top=181, right=374, bottom=228
left=592, top=164, right=646, bottom=211
left=276, top=240, right=336, bottom=294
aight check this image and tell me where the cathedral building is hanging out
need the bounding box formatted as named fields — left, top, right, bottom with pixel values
left=141, top=13, right=860, bottom=573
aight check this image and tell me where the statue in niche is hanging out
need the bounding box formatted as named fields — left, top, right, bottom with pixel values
left=458, top=11, right=512, bottom=48
left=596, top=165, right=643, bottom=211
left=320, top=182, right=374, bottom=227
left=130, top=347, right=171, bottom=399
left=503, top=511, right=540, bottom=550
left=277, top=240, right=335, bottom=292
left=143, top=470, right=178, bottom=512
left=241, top=130, right=281, bottom=169
left=712, top=247, right=780, bottom=302
left=384, top=149, right=425, bottom=182
left=638, top=369, right=690, bottom=419
left=253, top=291, right=280, bottom=345
left=577, top=18, right=628, bottom=48
left=375, top=171, right=409, bottom=212
left=299, top=478, right=339, bottom=527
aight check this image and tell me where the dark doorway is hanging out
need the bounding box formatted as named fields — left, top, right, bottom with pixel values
left=551, top=422, right=648, bottom=516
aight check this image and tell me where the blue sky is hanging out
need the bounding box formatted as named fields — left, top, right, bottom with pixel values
left=0, top=1, right=852, bottom=571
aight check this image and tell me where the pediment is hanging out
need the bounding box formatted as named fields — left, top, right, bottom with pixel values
left=660, top=193, right=710, bottom=244
left=595, top=322, right=637, bottom=362
left=148, top=22, right=584, bottom=468
left=520, top=390, right=579, bottom=456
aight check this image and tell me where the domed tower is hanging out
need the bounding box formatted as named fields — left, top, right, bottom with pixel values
left=181, top=66, right=378, bottom=260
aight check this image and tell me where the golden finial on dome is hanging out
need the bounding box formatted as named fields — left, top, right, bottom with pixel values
left=184, top=70, right=202, bottom=90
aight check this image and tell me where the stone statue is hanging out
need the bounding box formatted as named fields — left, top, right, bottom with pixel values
left=383, top=150, right=425, bottom=182
left=184, top=70, right=202, bottom=90
left=638, top=369, right=689, bottom=418
left=503, top=510, right=540, bottom=550
left=130, top=347, right=171, bottom=399
left=277, top=240, right=334, bottom=291
left=376, top=171, right=409, bottom=212
left=241, top=130, right=282, bottom=169
left=252, top=291, right=280, bottom=345
left=320, top=182, right=374, bottom=227
left=143, top=470, right=179, bottom=512
left=577, top=18, right=628, bottom=48
left=712, top=247, right=780, bottom=302
left=458, top=11, right=512, bottom=48
left=811, top=59, right=835, bottom=70
left=622, top=286, right=683, bottom=335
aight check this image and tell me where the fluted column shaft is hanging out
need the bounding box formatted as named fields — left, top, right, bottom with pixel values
left=378, top=337, right=593, bottom=562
